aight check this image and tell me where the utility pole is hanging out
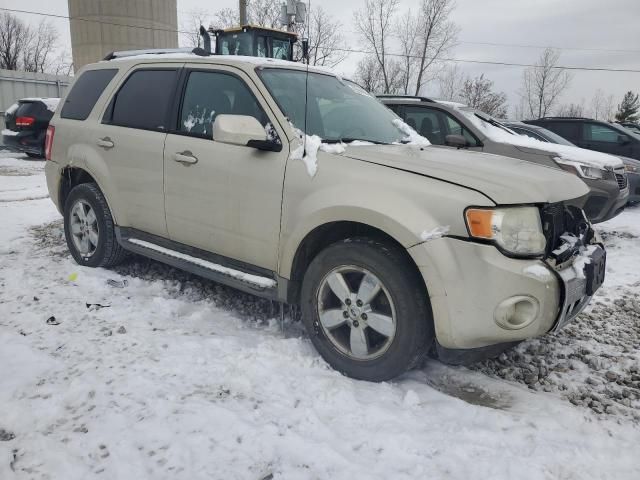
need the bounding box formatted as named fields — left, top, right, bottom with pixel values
left=239, top=0, right=247, bottom=25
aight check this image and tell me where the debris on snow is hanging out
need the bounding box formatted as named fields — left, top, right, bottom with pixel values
left=420, top=225, right=450, bottom=242
left=45, top=316, right=59, bottom=325
left=116, top=326, right=127, bottom=334
left=86, top=303, right=111, bottom=311
left=0, top=428, right=16, bottom=441
left=107, top=279, right=128, bottom=289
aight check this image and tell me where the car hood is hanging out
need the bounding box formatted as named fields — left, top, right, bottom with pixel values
left=342, top=144, right=589, bottom=204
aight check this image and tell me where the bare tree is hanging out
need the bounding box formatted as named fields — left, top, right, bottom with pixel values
left=556, top=102, right=585, bottom=118
left=179, top=8, right=212, bottom=48
left=52, top=50, right=73, bottom=76
left=294, top=7, right=347, bottom=67
left=603, top=93, right=616, bottom=122
left=520, top=48, right=572, bottom=119
left=22, top=19, right=58, bottom=73
left=395, top=9, right=419, bottom=94
left=354, top=55, right=385, bottom=93
left=413, top=0, right=458, bottom=96
left=459, top=74, right=508, bottom=117
left=213, top=8, right=239, bottom=29
left=354, top=0, right=400, bottom=94
left=590, top=89, right=606, bottom=120
left=0, top=12, right=29, bottom=70
left=248, top=0, right=282, bottom=28
left=437, top=63, right=464, bottom=101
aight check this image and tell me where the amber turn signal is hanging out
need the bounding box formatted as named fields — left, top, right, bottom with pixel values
left=465, top=209, right=494, bottom=239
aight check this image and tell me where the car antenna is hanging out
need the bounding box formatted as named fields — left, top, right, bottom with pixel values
left=302, top=0, right=311, bottom=157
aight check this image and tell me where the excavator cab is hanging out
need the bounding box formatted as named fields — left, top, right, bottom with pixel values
left=212, top=25, right=297, bottom=61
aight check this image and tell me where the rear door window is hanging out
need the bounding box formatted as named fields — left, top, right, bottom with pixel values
left=107, top=69, right=178, bottom=131
left=61, top=69, right=118, bottom=120
left=583, top=123, right=620, bottom=143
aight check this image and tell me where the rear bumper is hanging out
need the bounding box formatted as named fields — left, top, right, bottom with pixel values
left=2, top=129, right=45, bottom=156
left=408, top=237, right=603, bottom=354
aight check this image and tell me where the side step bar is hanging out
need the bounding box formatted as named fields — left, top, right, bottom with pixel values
left=116, top=228, right=279, bottom=300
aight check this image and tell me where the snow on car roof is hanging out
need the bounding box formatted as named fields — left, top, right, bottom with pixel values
left=20, top=97, right=60, bottom=112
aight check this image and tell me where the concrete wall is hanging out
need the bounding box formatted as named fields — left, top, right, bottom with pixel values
left=0, top=69, right=71, bottom=133
left=68, top=0, right=178, bottom=71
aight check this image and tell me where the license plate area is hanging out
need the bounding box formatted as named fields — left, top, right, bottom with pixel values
left=585, top=248, right=606, bottom=296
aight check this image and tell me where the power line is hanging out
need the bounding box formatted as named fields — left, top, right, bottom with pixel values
left=327, top=46, right=640, bottom=73
left=2, top=7, right=640, bottom=73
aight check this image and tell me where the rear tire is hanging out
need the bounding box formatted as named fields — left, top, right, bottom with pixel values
left=300, top=237, right=433, bottom=382
left=26, top=152, right=42, bottom=159
left=63, top=183, right=126, bottom=268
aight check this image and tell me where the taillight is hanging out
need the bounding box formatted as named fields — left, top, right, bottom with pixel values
left=45, top=126, right=55, bottom=161
left=15, top=116, right=35, bottom=127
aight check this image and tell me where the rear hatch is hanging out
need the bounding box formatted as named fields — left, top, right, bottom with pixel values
left=6, top=99, right=54, bottom=133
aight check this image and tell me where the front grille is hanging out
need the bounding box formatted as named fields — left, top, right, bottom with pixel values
left=615, top=169, right=628, bottom=190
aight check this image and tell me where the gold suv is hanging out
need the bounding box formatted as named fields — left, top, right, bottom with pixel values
left=44, top=52, right=606, bottom=381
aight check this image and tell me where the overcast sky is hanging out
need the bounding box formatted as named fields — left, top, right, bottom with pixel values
left=5, top=0, right=640, bottom=116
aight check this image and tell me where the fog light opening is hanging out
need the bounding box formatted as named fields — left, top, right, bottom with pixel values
left=494, top=296, right=540, bottom=330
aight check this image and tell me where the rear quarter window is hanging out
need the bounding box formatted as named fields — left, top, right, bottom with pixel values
left=61, top=69, right=118, bottom=120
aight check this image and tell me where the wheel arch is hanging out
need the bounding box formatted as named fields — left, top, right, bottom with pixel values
left=283, top=220, right=428, bottom=305
left=58, top=167, right=119, bottom=224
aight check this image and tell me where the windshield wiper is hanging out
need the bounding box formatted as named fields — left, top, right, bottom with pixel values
left=322, top=138, right=388, bottom=145
left=474, top=113, right=514, bottom=134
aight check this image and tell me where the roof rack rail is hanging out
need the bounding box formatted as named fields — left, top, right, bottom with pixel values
left=376, top=94, right=435, bottom=103
left=538, top=116, right=591, bottom=120
left=103, top=47, right=210, bottom=61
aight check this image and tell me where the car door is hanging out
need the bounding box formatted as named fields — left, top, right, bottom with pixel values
left=99, top=66, right=181, bottom=237
left=163, top=66, right=288, bottom=271
left=580, top=122, right=634, bottom=157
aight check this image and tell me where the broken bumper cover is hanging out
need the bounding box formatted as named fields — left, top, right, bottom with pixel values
left=550, top=245, right=605, bottom=332
left=407, top=233, right=605, bottom=356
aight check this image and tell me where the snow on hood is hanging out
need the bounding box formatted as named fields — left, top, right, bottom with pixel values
left=455, top=108, right=623, bottom=169
left=22, top=97, right=60, bottom=112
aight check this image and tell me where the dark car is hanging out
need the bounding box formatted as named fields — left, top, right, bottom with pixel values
left=2, top=98, right=59, bottom=158
left=616, top=121, right=640, bottom=134
left=507, top=121, right=640, bottom=204
left=524, top=117, right=640, bottom=162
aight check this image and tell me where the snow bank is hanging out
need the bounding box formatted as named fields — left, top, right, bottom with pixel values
left=392, top=118, right=431, bottom=146
left=455, top=107, right=622, bottom=168
left=420, top=225, right=449, bottom=242
left=22, top=97, right=60, bottom=112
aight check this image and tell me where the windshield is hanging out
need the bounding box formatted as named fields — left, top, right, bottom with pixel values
left=257, top=68, right=411, bottom=144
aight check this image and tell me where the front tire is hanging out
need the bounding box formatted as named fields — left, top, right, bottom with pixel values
left=300, top=238, right=433, bottom=382
left=63, top=183, right=126, bottom=268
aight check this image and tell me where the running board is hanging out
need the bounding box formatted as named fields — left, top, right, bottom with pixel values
left=116, top=228, right=279, bottom=300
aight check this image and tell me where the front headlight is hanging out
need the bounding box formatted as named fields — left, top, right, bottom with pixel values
left=625, top=163, right=638, bottom=173
left=555, top=159, right=608, bottom=180
left=465, top=206, right=546, bottom=256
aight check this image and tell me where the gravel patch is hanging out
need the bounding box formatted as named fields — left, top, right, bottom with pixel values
left=471, top=293, right=640, bottom=422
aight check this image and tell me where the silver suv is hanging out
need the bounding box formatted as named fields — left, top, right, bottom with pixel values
left=379, top=96, right=629, bottom=224
left=44, top=53, right=606, bottom=381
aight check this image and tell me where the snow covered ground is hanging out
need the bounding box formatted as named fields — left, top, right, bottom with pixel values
left=1, top=154, right=639, bottom=479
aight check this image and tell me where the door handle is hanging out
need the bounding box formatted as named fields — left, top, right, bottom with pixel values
left=97, top=137, right=114, bottom=149
left=173, top=151, right=198, bottom=165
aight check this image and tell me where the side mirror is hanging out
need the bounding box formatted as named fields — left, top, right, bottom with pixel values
left=618, top=135, right=631, bottom=145
left=445, top=134, right=469, bottom=149
left=212, top=115, right=281, bottom=151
